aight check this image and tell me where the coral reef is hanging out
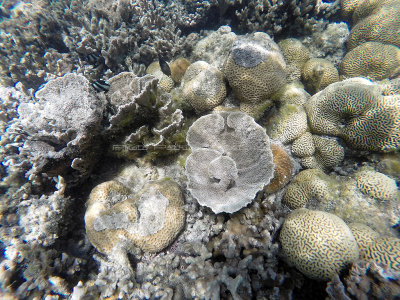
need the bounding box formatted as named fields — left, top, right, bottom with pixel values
left=280, top=208, right=359, bottom=281
left=85, top=179, right=185, bottom=255
left=169, top=57, right=191, bottom=84
left=145, top=61, right=175, bottom=92
left=305, top=78, right=400, bottom=152
left=223, top=32, right=286, bottom=107
left=185, top=112, right=275, bottom=213
left=181, top=61, right=227, bottom=113
left=340, top=42, right=400, bottom=81
left=301, top=58, right=339, bottom=94
left=326, top=261, right=400, bottom=300
left=104, top=72, right=185, bottom=160
left=278, top=38, right=310, bottom=82
left=3, top=73, right=105, bottom=186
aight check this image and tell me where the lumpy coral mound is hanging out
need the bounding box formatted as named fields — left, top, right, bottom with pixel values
left=185, top=111, right=275, bottom=214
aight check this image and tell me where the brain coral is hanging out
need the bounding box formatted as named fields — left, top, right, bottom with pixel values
left=278, top=38, right=310, bottom=82
left=185, top=111, right=275, bottom=214
left=146, top=61, right=174, bottom=92
left=340, top=42, right=400, bottom=81
left=305, top=78, right=400, bottom=152
left=85, top=179, right=185, bottom=254
left=363, top=237, right=400, bottom=271
left=354, top=168, right=399, bottom=201
left=347, top=1, right=400, bottom=50
left=280, top=208, right=359, bottom=281
left=282, top=169, right=332, bottom=209
left=223, top=32, right=286, bottom=104
left=181, top=61, right=227, bottom=113
left=301, top=58, right=339, bottom=94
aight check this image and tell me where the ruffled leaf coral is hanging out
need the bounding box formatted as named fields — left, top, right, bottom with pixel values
left=185, top=112, right=275, bottom=214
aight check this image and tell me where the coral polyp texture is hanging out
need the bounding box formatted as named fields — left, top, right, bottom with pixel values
left=85, top=179, right=185, bottom=254
left=340, top=42, right=400, bottom=81
left=223, top=32, right=286, bottom=106
left=280, top=208, right=359, bottom=281
left=305, top=78, right=400, bottom=152
left=185, top=111, right=275, bottom=214
left=278, top=38, right=310, bottom=82
left=181, top=61, right=227, bottom=113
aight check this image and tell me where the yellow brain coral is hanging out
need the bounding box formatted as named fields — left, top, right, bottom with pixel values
left=301, top=58, right=339, bottom=94
left=305, top=78, right=400, bottom=152
left=355, top=168, right=399, bottom=201
left=85, top=179, right=185, bottom=254
left=278, top=38, right=310, bottom=81
left=282, top=169, right=331, bottom=209
left=340, top=42, right=400, bottom=81
left=280, top=208, right=359, bottom=281
left=347, top=1, right=400, bottom=50
left=223, top=32, right=286, bottom=104
left=181, top=61, right=227, bottom=113
left=363, top=237, right=400, bottom=271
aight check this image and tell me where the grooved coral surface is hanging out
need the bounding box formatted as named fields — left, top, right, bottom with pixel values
left=305, top=78, right=400, bottom=152
left=340, top=42, right=400, bottom=81
left=223, top=32, right=286, bottom=104
left=355, top=169, right=399, bottom=201
left=185, top=112, right=275, bottom=214
left=280, top=208, right=359, bottom=281
left=85, top=180, right=185, bottom=254
left=347, top=1, right=400, bottom=50
left=181, top=61, right=227, bottom=113
left=363, top=238, right=400, bottom=271
left=282, top=169, right=331, bottom=209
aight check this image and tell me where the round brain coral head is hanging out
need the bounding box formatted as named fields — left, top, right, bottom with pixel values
left=280, top=208, right=359, bottom=281
left=185, top=112, right=275, bottom=214
left=223, top=32, right=286, bottom=104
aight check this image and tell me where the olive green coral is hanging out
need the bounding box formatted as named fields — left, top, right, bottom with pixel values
left=301, top=58, right=339, bottom=94
left=340, top=42, right=400, bottom=81
left=85, top=179, right=185, bottom=254
left=305, top=78, right=400, bottom=152
left=223, top=32, right=286, bottom=104
left=181, top=61, right=227, bottom=113
left=280, top=208, right=359, bottom=281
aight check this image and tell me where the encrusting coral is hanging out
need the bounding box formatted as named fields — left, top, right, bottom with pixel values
left=280, top=208, right=359, bottom=281
left=305, top=77, right=400, bottom=152
left=185, top=111, right=275, bottom=214
left=85, top=179, right=185, bottom=254
left=181, top=61, right=227, bottom=113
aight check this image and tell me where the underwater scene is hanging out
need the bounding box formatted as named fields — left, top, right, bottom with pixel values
left=0, top=0, right=400, bottom=299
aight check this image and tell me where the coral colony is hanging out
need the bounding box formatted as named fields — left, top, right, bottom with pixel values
left=0, top=0, right=399, bottom=299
